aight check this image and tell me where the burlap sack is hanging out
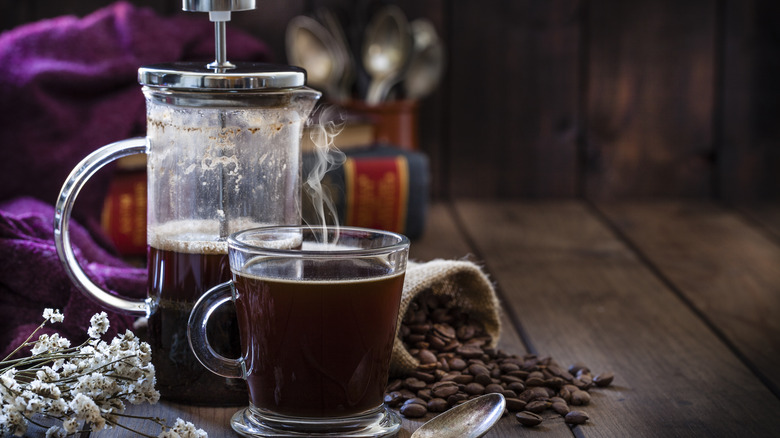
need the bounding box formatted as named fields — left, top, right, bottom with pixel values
left=389, top=259, right=502, bottom=377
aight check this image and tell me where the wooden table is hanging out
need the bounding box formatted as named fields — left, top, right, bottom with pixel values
left=74, top=200, right=780, bottom=437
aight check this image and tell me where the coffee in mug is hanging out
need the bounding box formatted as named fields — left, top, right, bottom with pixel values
left=188, top=226, right=409, bottom=438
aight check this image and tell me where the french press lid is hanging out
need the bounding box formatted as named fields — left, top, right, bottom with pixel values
left=138, top=0, right=307, bottom=91
left=138, top=63, right=307, bottom=91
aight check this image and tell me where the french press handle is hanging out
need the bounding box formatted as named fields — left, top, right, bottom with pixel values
left=54, top=137, right=150, bottom=316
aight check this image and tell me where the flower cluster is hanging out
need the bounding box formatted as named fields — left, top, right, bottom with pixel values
left=0, top=309, right=207, bottom=438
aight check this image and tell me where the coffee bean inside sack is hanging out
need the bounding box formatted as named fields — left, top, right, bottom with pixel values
left=385, top=292, right=614, bottom=429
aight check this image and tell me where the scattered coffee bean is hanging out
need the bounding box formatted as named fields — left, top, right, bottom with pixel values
left=525, top=400, right=550, bottom=414
left=388, top=290, right=614, bottom=429
left=565, top=410, right=589, bottom=425
left=593, top=372, right=614, bottom=387
left=427, top=398, right=449, bottom=413
left=515, top=411, right=543, bottom=427
left=571, top=389, right=591, bottom=406
left=400, top=401, right=427, bottom=418
left=552, top=401, right=570, bottom=416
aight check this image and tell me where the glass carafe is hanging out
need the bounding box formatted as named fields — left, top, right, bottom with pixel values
left=54, top=62, right=321, bottom=405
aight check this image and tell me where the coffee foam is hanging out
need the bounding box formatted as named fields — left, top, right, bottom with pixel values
left=148, top=218, right=268, bottom=255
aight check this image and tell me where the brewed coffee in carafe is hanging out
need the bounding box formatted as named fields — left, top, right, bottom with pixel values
left=54, top=0, right=321, bottom=405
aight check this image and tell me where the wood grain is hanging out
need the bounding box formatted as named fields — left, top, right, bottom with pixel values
left=455, top=200, right=780, bottom=437
left=448, top=0, right=581, bottom=198
left=585, top=0, right=716, bottom=199
left=719, top=0, right=780, bottom=202
left=596, top=201, right=780, bottom=396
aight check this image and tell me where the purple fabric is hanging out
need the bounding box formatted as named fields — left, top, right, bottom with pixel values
left=0, top=197, right=147, bottom=358
left=0, top=2, right=272, bottom=356
left=0, top=1, right=271, bottom=217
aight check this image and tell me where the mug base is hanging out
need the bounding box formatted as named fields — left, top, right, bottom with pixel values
left=230, top=404, right=401, bottom=437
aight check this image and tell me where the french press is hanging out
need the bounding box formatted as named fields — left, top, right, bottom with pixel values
left=54, top=0, right=321, bottom=405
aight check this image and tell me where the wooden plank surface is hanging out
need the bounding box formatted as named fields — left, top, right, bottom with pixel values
left=595, top=201, right=780, bottom=396
left=740, top=202, right=780, bottom=243
left=454, top=200, right=780, bottom=437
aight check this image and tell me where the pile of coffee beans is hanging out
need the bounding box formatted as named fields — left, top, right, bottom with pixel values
left=385, top=292, right=614, bottom=428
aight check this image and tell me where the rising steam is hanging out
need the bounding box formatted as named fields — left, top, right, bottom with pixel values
left=303, top=105, right=347, bottom=244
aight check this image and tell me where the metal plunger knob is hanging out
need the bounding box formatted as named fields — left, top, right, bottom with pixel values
left=182, top=0, right=257, bottom=69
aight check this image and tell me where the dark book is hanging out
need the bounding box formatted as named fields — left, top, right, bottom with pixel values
left=303, top=145, right=429, bottom=239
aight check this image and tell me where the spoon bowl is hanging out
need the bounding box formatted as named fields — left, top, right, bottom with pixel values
left=403, top=19, right=445, bottom=100
left=362, top=5, right=412, bottom=104
left=410, top=393, right=506, bottom=438
left=286, top=15, right=343, bottom=100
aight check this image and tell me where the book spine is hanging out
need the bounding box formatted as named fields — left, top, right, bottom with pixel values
left=303, top=147, right=429, bottom=239
left=100, top=170, right=147, bottom=256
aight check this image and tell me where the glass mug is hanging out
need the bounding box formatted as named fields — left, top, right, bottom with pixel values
left=188, top=226, right=409, bottom=437
left=53, top=63, right=320, bottom=405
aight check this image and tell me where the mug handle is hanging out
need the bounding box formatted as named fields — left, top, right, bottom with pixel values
left=53, top=137, right=150, bottom=316
left=187, top=281, right=245, bottom=379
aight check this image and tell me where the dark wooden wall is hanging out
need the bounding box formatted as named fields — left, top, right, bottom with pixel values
left=3, top=0, right=779, bottom=202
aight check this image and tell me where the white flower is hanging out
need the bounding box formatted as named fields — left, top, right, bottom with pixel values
left=42, top=308, right=64, bottom=323
left=170, top=418, right=208, bottom=438
left=30, top=333, right=70, bottom=355
left=47, top=398, right=68, bottom=417
left=1, top=310, right=205, bottom=437
left=88, top=312, right=110, bottom=339
left=1, top=369, right=20, bottom=393
left=62, top=417, right=79, bottom=434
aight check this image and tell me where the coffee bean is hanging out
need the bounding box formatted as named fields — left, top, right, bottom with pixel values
left=427, top=398, right=449, bottom=413
left=391, top=291, right=613, bottom=424
left=452, top=374, right=475, bottom=384
left=525, top=400, right=550, bottom=413
left=433, top=323, right=456, bottom=340
left=506, top=382, right=525, bottom=393
left=447, top=392, right=468, bottom=406
left=457, top=324, right=476, bottom=341
left=568, top=362, right=590, bottom=375
left=468, top=364, right=490, bottom=376
left=515, top=411, right=543, bottom=427
left=417, top=349, right=438, bottom=365
left=384, top=391, right=404, bottom=407
left=565, top=410, right=589, bottom=425
left=403, top=377, right=426, bottom=391
left=400, top=401, right=427, bottom=418
left=417, top=388, right=432, bottom=401
left=552, top=401, right=570, bottom=416
left=464, top=383, right=485, bottom=395
left=455, top=346, right=483, bottom=359
left=484, top=383, right=504, bottom=394
left=430, top=381, right=459, bottom=398
left=474, top=374, right=492, bottom=386
left=427, top=335, right=447, bottom=350
left=571, top=390, right=591, bottom=406
left=505, top=397, right=527, bottom=412
left=448, top=358, right=467, bottom=371
left=411, top=371, right=435, bottom=383
left=593, top=372, right=614, bottom=387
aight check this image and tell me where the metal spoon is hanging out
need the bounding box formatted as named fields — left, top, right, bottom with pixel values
left=410, top=393, right=506, bottom=438
left=403, top=19, right=445, bottom=100
left=286, top=15, right=344, bottom=100
left=362, top=5, right=413, bottom=104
